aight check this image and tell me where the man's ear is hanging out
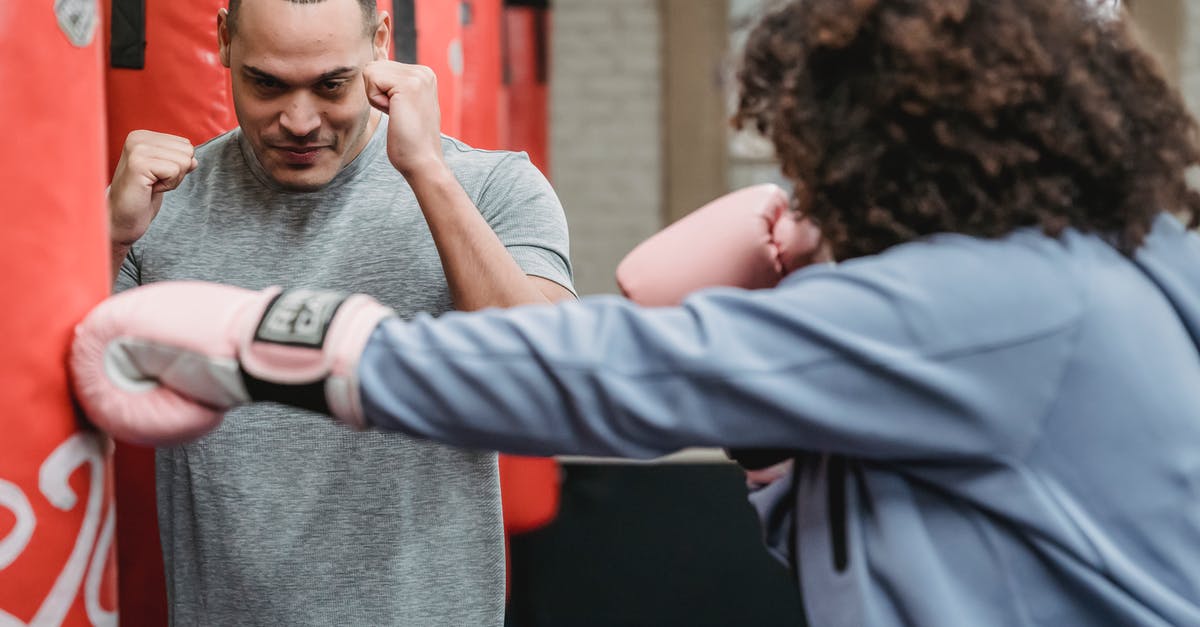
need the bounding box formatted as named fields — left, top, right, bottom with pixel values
left=373, top=11, right=392, bottom=61
left=217, top=8, right=232, bottom=68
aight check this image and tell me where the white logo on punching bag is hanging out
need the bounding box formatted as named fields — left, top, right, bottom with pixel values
left=54, top=0, right=98, bottom=47
left=0, top=433, right=117, bottom=627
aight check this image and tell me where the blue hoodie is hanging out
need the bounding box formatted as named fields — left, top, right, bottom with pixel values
left=358, top=212, right=1200, bottom=626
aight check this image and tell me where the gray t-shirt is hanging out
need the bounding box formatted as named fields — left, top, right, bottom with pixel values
left=117, top=118, right=574, bottom=626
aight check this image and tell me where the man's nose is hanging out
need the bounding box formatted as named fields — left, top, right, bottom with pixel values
left=279, top=92, right=321, bottom=139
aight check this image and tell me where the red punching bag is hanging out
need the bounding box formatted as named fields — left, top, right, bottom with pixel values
left=503, top=4, right=551, bottom=176
left=0, top=2, right=117, bottom=626
left=454, top=0, right=561, bottom=538
left=458, top=0, right=561, bottom=541
left=416, top=0, right=465, bottom=137
left=103, top=0, right=237, bottom=167
left=461, top=0, right=503, bottom=150
left=495, top=2, right=561, bottom=538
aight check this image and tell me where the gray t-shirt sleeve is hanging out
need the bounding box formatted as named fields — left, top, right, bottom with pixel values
left=474, top=152, right=576, bottom=295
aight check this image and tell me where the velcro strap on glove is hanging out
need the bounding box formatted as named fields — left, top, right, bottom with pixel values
left=239, top=288, right=394, bottom=429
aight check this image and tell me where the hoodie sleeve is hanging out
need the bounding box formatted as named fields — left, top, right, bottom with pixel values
left=357, top=239, right=1084, bottom=462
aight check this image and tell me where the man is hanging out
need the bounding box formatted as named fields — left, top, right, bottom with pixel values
left=80, top=0, right=1200, bottom=625
left=105, top=0, right=574, bottom=624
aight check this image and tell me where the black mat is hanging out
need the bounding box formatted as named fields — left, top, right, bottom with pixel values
left=506, top=463, right=807, bottom=627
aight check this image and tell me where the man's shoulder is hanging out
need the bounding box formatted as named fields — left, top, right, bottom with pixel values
left=439, top=135, right=533, bottom=177
left=438, top=136, right=552, bottom=204
left=168, top=129, right=248, bottom=195
left=156, top=129, right=244, bottom=220
left=160, top=128, right=242, bottom=191
left=193, top=128, right=239, bottom=155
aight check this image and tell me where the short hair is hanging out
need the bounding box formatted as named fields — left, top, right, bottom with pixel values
left=226, top=0, right=378, bottom=38
left=734, top=0, right=1200, bottom=259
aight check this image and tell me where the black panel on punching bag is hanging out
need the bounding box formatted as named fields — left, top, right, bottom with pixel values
left=393, top=0, right=417, bottom=63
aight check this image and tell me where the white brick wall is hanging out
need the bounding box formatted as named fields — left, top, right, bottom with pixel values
left=550, top=0, right=663, bottom=296
left=1178, top=3, right=1200, bottom=192
left=1133, top=0, right=1200, bottom=189
left=727, top=0, right=786, bottom=191
left=1180, top=4, right=1200, bottom=118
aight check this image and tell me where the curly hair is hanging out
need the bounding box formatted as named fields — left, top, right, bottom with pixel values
left=734, top=0, right=1200, bottom=259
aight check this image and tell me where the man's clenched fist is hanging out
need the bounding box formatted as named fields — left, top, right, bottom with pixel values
left=107, top=130, right=197, bottom=246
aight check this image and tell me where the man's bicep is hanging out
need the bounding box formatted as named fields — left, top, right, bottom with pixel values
left=529, top=275, right=575, bottom=303
left=509, top=242, right=575, bottom=296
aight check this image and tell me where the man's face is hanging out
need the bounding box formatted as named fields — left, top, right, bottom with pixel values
left=219, top=0, right=387, bottom=191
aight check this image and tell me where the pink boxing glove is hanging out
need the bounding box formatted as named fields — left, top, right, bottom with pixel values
left=70, top=281, right=394, bottom=446
left=615, top=184, right=826, bottom=307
